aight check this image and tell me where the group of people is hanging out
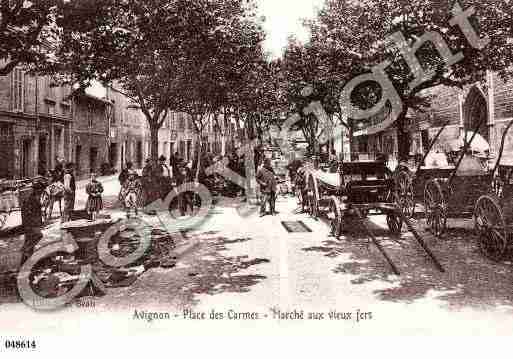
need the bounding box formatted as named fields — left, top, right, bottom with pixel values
left=117, top=153, right=200, bottom=218
left=20, top=161, right=103, bottom=266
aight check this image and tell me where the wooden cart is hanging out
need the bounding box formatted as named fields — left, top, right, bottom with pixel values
left=303, top=161, right=444, bottom=275
left=0, top=179, right=34, bottom=230
left=472, top=120, right=513, bottom=261
left=417, top=118, right=513, bottom=262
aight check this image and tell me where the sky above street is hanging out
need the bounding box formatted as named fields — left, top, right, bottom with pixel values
left=87, top=0, right=324, bottom=97
left=257, top=0, right=325, bottom=58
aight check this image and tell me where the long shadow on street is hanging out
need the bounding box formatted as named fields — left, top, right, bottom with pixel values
left=303, top=218, right=513, bottom=311
left=100, top=233, right=269, bottom=311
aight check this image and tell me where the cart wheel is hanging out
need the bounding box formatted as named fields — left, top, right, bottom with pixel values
left=329, top=196, right=343, bottom=238
left=424, top=179, right=447, bottom=237
left=307, top=174, right=320, bottom=218
left=40, top=191, right=50, bottom=222
left=386, top=214, right=402, bottom=234
left=395, top=170, right=415, bottom=218
left=492, top=175, right=504, bottom=199
left=0, top=212, right=7, bottom=229
left=295, top=183, right=303, bottom=207
left=474, top=194, right=508, bottom=261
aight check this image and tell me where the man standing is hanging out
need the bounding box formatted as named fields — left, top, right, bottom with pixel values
left=20, top=180, right=45, bottom=265
left=118, top=161, right=133, bottom=187
left=62, top=163, right=76, bottom=222
left=158, top=155, right=172, bottom=199
left=256, top=158, right=278, bottom=217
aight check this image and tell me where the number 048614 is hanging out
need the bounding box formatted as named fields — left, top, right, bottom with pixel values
left=4, top=339, right=36, bottom=350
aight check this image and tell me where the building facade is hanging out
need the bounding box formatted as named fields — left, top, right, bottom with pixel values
left=0, top=67, right=73, bottom=179
left=71, top=92, right=112, bottom=179
left=106, top=87, right=148, bottom=170
left=353, top=70, right=513, bottom=164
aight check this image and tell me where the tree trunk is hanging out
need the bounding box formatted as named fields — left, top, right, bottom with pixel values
left=195, top=130, right=202, bottom=183
left=348, top=119, right=357, bottom=161
left=149, top=122, right=160, bottom=163
left=396, top=114, right=411, bottom=162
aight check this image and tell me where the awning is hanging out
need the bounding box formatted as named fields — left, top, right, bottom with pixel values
left=354, top=103, right=394, bottom=137
left=448, top=131, right=490, bottom=153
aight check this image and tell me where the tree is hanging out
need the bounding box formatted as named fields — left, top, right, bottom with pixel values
left=0, top=0, right=58, bottom=75
left=43, top=0, right=263, bottom=165
left=280, top=37, right=340, bottom=155
left=227, top=51, right=284, bottom=144
left=307, top=0, right=513, bottom=160
left=165, top=0, right=265, bottom=179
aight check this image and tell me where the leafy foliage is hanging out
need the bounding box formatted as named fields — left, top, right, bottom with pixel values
left=301, top=0, right=513, bottom=158
left=0, top=0, right=58, bottom=75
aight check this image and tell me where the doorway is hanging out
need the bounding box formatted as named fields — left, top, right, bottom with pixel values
left=463, top=86, right=489, bottom=142
left=75, top=145, right=82, bottom=174
left=38, top=135, right=47, bottom=176
left=187, top=140, right=192, bottom=161
left=109, top=143, right=118, bottom=168
left=89, top=147, right=98, bottom=173
left=136, top=141, right=143, bottom=168
left=22, top=139, right=32, bottom=178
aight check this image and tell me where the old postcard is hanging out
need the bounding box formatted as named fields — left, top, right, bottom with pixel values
left=1, top=0, right=513, bottom=356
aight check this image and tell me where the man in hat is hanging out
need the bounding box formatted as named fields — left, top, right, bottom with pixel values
left=158, top=155, right=172, bottom=199
left=20, top=179, right=45, bottom=266
left=62, top=162, right=76, bottom=222
left=120, top=169, right=142, bottom=218
left=257, top=157, right=278, bottom=216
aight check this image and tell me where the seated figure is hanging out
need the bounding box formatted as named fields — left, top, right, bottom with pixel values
left=456, top=150, right=487, bottom=176
left=425, top=147, right=449, bottom=168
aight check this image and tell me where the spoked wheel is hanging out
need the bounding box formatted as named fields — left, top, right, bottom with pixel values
left=395, top=170, right=415, bottom=218
left=424, top=179, right=447, bottom=237
left=329, top=196, right=343, bottom=238
left=492, top=174, right=504, bottom=199
left=386, top=214, right=402, bottom=234
left=0, top=212, right=8, bottom=229
left=474, top=194, right=508, bottom=261
left=295, top=181, right=304, bottom=208
left=307, top=174, right=320, bottom=218
left=40, top=190, right=50, bottom=223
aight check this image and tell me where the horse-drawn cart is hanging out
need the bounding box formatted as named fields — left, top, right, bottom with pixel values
left=0, top=179, right=35, bottom=230
left=472, top=120, right=513, bottom=261
left=302, top=160, right=444, bottom=275
left=394, top=115, right=513, bottom=262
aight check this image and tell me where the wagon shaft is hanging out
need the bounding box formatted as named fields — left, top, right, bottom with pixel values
left=353, top=208, right=401, bottom=276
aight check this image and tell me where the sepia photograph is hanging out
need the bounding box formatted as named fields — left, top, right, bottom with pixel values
left=0, top=0, right=513, bottom=356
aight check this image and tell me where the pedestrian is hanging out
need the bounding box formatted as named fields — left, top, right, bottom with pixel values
left=62, top=162, right=76, bottom=222
left=118, top=161, right=133, bottom=187
left=85, top=172, right=104, bottom=221
left=20, top=179, right=45, bottom=266
left=120, top=170, right=142, bottom=218
left=256, top=157, right=278, bottom=217
left=53, top=158, right=65, bottom=183
left=141, top=158, right=156, bottom=206
left=171, top=152, right=180, bottom=180
left=158, top=155, right=172, bottom=199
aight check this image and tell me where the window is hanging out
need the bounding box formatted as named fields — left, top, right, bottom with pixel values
left=46, top=77, right=56, bottom=99
left=88, top=104, right=93, bottom=128
left=188, top=115, right=194, bottom=130
left=47, top=103, right=55, bottom=115
left=11, top=68, right=24, bottom=112
left=179, top=113, right=185, bottom=130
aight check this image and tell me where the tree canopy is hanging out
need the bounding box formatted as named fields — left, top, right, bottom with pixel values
left=283, top=0, right=513, bottom=159
left=0, top=0, right=58, bottom=75
left=43, top=0, right=267, bottom=161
